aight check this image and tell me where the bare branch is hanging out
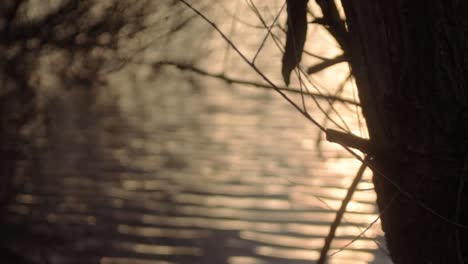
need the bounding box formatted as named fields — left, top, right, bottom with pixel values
left=306, top=54, right=346, bottom=74
left=317, top=156, right=369, bottom=264
left=155, top=60, right=360, bottom=106
left=315, top=0, right=348, bottom=50
left=326, top=128, right=371, bottom=153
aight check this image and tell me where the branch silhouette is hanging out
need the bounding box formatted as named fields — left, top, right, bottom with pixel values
left=155, top=61, right=360, bottom=106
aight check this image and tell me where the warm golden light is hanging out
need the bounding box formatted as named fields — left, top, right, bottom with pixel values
left=2, top=1, right=385, bottom=264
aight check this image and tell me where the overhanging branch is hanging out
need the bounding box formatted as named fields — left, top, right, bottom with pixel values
left=306, top=54, right=346, bottom=74
left=326, top=128, right=371, bottom=153
left=155, top=61, right=360, bottom=106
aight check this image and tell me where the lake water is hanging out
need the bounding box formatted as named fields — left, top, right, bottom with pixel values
left=4, top=1, right=392, bottom=263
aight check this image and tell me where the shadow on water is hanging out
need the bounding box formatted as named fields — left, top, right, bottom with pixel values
left=2, top=61, right=388, bottom=264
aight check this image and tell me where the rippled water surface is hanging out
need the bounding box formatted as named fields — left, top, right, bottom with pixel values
left=7, top=76, right=389, bottom=263
left=5, top=1, right=392, bottom=263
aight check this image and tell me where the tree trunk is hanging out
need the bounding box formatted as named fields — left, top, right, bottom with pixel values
left=341, top=1, right=468, bottom=263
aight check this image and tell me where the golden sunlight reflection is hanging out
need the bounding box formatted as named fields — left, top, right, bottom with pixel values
left=100, top=257, right=174, bottom=264
left=174, top=194, right=291, bottom=210
left=322, top=158, right=363, bottom=178
left=4, top=1, right=389, bottom=263
left=241, top=230, right=377, bottom=250
left=172, top=205, right=378, bottom=224
left=137, top=215, right=283, bottom=232
left=117, top=225, right=210, bottom=239
left=313, top=197, right=375, bottom=213
left=255, top=245, right=375, bottom=262
left=113, top=242, right=201, bottom=256
left=286, top=223, right=379, bottom=237
left=227, top=256, right=267, bottom=264
left=291, top=185, right=376, bottom=203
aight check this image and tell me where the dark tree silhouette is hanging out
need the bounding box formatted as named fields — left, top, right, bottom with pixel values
left=340, top=1, right=468, bottom=263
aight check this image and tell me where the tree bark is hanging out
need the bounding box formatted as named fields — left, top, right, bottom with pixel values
left=341, top=1, right=468, bottom=263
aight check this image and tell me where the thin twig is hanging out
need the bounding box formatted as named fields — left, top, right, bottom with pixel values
left=345, top=145, right=468, bottom=230
left=251, top=1, right=286, bottom=64
left=178, top=0, right=327, bottom=132
left=330, top=216, right=381, bottom=256
left=310, top=193, right=388, bottom=256
left=315, top=73, right=352, bottom=158
left=221, top=1, right=241, bottom=73
left=155, top=60, right=360, bottom=105
left=249, top=4, right=352, bottom=132
left=214, top=1, right=265, bottom=28
left=317, top=156, right=369, bottom=264
left=330, top=192, right=401, bottom=258
left=301, top=67, right=352, bottom=132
